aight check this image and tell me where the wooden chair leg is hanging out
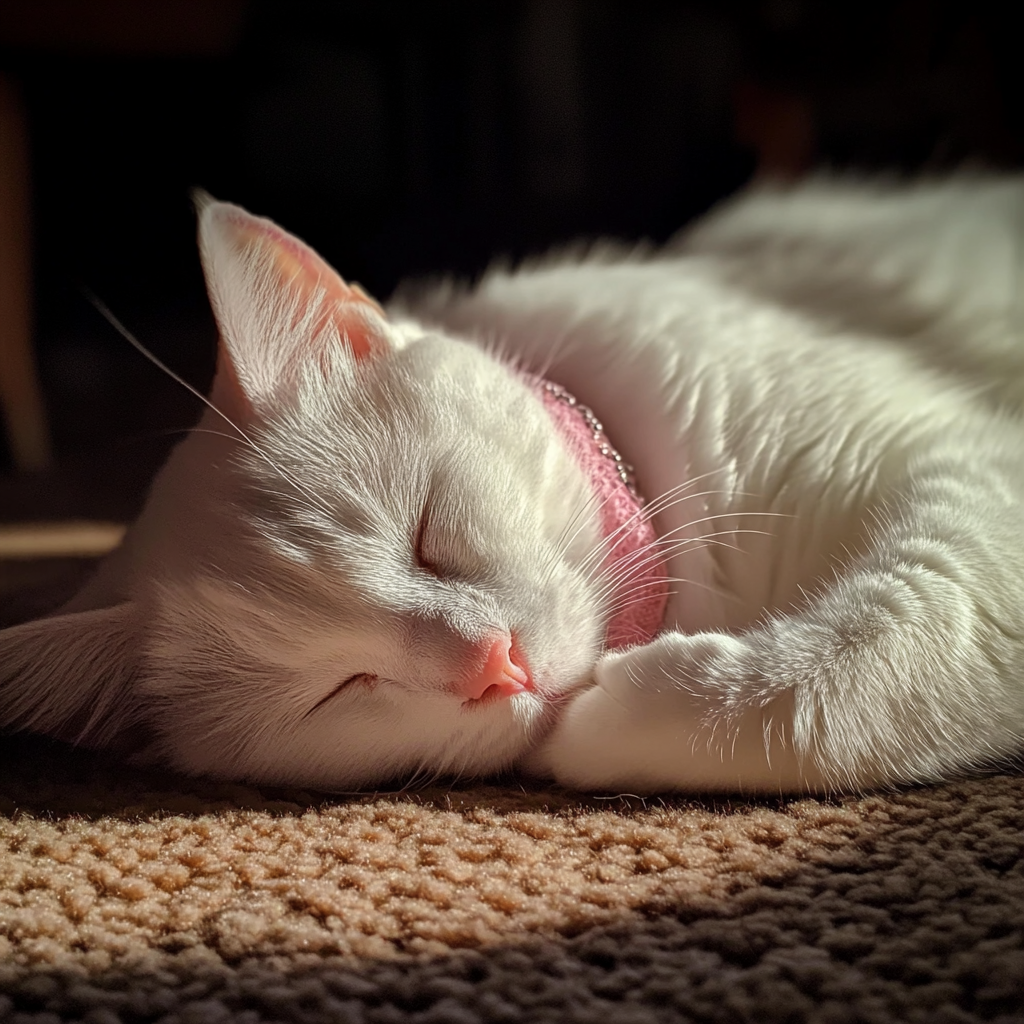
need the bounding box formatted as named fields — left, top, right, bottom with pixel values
left=0, top=71, right=52, bottom=473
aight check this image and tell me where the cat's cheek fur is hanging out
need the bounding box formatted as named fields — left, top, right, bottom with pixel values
left=129, top=551, right=594, bottom=790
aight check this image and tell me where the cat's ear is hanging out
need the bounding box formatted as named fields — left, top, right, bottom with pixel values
left=0, top=604, right=140, bottom=748
left=194, top=193, right=389, bottom=419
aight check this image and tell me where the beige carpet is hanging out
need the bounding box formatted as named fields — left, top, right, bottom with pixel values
left=2, top=547, right=1024, bottom=1022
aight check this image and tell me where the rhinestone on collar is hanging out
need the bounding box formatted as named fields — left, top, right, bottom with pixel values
left=537, top=380, right=646, bottom=506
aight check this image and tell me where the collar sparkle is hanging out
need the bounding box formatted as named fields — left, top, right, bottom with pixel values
left=538, top=380, right=645, bottom=503
left=529, top=376, right=668, bottom=649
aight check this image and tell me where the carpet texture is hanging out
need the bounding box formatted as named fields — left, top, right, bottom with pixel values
left=2, top=554, right=1024, bottom=1022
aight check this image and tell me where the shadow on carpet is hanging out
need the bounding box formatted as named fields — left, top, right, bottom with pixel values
left=2, top=729, right=1023, bottom=1023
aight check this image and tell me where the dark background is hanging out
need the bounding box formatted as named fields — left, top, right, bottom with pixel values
left=1, top=0, right=1022, bottom=506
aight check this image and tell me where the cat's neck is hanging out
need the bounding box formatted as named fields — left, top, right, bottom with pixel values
left=526, top=372, right=667, bottom=648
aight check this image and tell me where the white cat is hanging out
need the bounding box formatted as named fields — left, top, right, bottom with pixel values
left=4, top=177, right=1024, bottom=795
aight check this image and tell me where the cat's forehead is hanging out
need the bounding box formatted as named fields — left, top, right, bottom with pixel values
left=308, top=330, right=532, bottom=447
left=391, top=331, right=516, bottom=397
left=245, top=332, right=541, bottom=508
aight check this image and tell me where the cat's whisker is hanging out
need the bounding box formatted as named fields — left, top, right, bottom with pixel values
left=562, top=480, right=711, bottom=585
left=632, top=471, right=771, bottom=523
left=571, top=481, right=724, bottom=576
left=601, top=575, right=698, bottom=611
left=244, top=483, right=340, bottom=532
left=575, top=481, right=787, bottom=575
left=532, top=328, right=575, bottom=379
left=568, top=475, right=731, bottom=564
left=598, top=528, right=770, bottom=598
left=549, top=476, right=662, bottom=573
left=589, top=530, right=778, bottom=611
left=186, top=428, right=255, bottom=443
left=583, top=517, right=782, bottom=593
left=541, top=487, right=611, bottom=589
left=605, top=575, right=737, bottom=618
left=600, top=515, right=785, bottom=580
left=542, top=490, right=655, bottom=599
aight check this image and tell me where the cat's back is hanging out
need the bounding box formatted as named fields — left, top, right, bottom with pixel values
left=681, top=175, right=1024, bottom=409
left=413, top=175, right=1024, bottom=418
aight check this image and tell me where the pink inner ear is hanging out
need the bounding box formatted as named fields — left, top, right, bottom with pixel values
left=212, top=203, right=386, bottom=361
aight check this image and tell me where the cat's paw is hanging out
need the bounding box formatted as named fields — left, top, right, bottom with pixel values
left=525, top=631, right=758, bottom=792
left=596, top=630, right=753, bottom=709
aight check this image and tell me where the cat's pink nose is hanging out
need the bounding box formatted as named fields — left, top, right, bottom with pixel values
left=460, top=635, right=533, bottom=703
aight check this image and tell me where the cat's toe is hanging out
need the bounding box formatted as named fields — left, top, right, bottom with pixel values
left=594, top=630, right=752, bottom=710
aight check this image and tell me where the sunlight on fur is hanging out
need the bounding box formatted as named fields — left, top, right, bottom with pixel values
left=3, top=176, right=1024, bottom=796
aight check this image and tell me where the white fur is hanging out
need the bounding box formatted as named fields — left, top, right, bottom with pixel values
left=4, top=176, right=1024, bottom=794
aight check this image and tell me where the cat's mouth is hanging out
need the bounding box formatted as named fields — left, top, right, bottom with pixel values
left=460, top=687, right=534, bottom=710
left=514, top=677, right=594, bottom=758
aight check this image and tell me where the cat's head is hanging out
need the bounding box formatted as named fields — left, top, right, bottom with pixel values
left=0, top=198, right=612, bottom=790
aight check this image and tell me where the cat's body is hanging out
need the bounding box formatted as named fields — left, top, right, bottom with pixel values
left=4, top=177, right=1024, bottom=794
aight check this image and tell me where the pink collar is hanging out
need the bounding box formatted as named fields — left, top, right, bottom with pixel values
left=529, top=376, right=667, bottom=648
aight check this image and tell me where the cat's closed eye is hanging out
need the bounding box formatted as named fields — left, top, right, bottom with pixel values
left=413, top=506, right=446, bottom=579
left=305, top=673, right=378, bottom=718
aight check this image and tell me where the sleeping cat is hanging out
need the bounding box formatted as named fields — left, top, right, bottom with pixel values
left=3, top=177, right=1024, bottom=795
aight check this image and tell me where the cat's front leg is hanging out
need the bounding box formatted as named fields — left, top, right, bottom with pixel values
left=529, top=447, right=1024, bottom=796
left=529, top=631, right=826, bottom=794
